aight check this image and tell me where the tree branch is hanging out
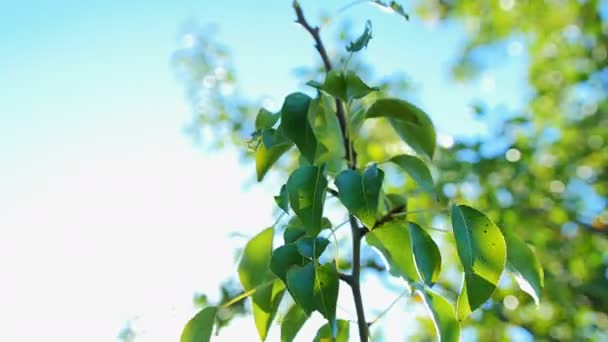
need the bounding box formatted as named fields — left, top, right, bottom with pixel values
left=293, top=2, right=367, bottom=340
left=293, top=0, right=357, bottom=170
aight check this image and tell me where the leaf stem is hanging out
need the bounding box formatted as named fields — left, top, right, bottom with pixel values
left=369, top=286, right=411, bottom=326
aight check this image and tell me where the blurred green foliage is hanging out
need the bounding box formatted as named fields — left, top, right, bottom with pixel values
left=173, top=1, right=607, bottom=340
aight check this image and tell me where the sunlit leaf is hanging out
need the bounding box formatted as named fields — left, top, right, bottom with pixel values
left=286, top=165, right=328, bottom=237
left=271, top=243, right=306, bottom=283
left=256, top=129, right=293, bottom=181
left=275, top=184, right=289, bottom=213
left=255, top=108, right=280, bottom=131
left=281, top=304, right=309, bottom=342
left=505, top=231, right=544, bottom=305
left=346, top=20, right=372, bottom=52
left=451, top=205, right=506, bottom=321
left=419, top=289, right=459, bottom=342
left=237, top=227, right=284, bottom=340
left=252, top=280, right=285, bottom=341
left=296, top=236, right=330, bottom=259
left=281, top=92, right=317, bottom=162
left=391, top=154, right=435, bottom=193
left=308, top=95, right=347, bottom=174
left=335, top=164, right=384, bottom=228
left=365, top=221, right=420, bottom=282
left=384, top=193, right=407, bottom=211
left=409, top=222, right=441, bottom=285
left=366, top=98, right=436, bottom=159
left=180, top=306, right=217, bottom=342
left=313, top=319, right=349, bottom=342
left=238, top=227, right=274, bottom=291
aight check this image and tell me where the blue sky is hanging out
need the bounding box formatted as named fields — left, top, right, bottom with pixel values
left=0, top=1, right=528, bottom=341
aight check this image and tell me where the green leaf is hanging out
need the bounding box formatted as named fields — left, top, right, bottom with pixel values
left=286, top=165, right=328, bottom=237
left=451, top=205, right=506, bottom=320
left=391, top=154, right=435, bottom=193
left=284, top=262, right=339, bottom=329
left=271, top=243, right=306, bottom=283
left=365, top=221, right=420, bottom=282
left=313, top=319, right=349, bottom=342
left=296, top=236, right=330, bottom=259
left=371, top=1, right=409, bottom=20
left=409, top=222, right=441, bottom=285
left=314, top=70, right=377, bottom=103
left=419, top=289, right=460, bottom=342
left=252, top=280, right=285, bottom=341
left=346, top=20, right=372, bottom=52
left=255, top=130, right=293, bottom=181
left=238, top=227, right=274, bottom=291
left=335, top=164, right=384, bottom=228
left=384, top=193, right=407, bottom=211
left=255, top=108, right=280, bottom=131
left=504, top=232, right=544, bottom=305
left=308, top=95, right=347, bottom=175
left=180, top=306, right=217, bottom=342
left=283, top=217, right=307, bottom=243
left=286, top=263, right=316, bottom=314
left=274, top=185, right=289, bottom=214
left=237, top=227, right=284, bottom=340
left=313, top=263, right=339, bottom=331
left=366, top=98, right=436, bottom=159
left=280, top=92, right=317, bottom=163
left=281, top=304, right=309, bottom=342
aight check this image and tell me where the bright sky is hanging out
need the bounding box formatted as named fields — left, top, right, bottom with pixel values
left=0, top=1, right=528, bottom=341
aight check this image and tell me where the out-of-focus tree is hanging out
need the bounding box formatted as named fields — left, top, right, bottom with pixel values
left=172, top=1, right=607, bottom=340
left=412, top=1, right=607, bottom=340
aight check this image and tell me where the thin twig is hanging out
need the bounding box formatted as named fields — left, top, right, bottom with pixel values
left=369, top=287, right=411, bottom=326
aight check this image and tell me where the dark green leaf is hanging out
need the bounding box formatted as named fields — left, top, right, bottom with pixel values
left=335, top=164, right=384, bottom=228
left=281, top=304, right=309, bottom=342
left=275, top=185, right=289, bottom=214
left=315, top=71, right=377, bottom=103
left=346, top=20, right=372, bottom=52
left=451, top=205, right=506, bottom=321
left=271, top=243, right=306, bottom=283
left=286, top=165, right=328, bottom=237
left=313, top=263, right=339, bottom=331
left=409, top=222, right=441, bottom=285
left=255, top=108, right=279, bottom=131
left=505, top=231, right=544, bottom=304
left=255, top=130, right=293, bottom=181
left=286, top=263, right=316, bottom=314
left=313, top=319, right=349, bottom=342
left=283, top=217, right=307, bottom=244
left=180, top=306, right=217, bottom=342
left=365, top=221, right=419, bottom=282
left=371, top=1, right=409, bottom=20
left=419, top=288, right=460, bottom=342
left=366, top=98, right=436, bottom=159
left=281, top=92, right=317, bottom=163
left=296, top=237, right=330, bottom=259
left=391, top=154, right=435, bottom=192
